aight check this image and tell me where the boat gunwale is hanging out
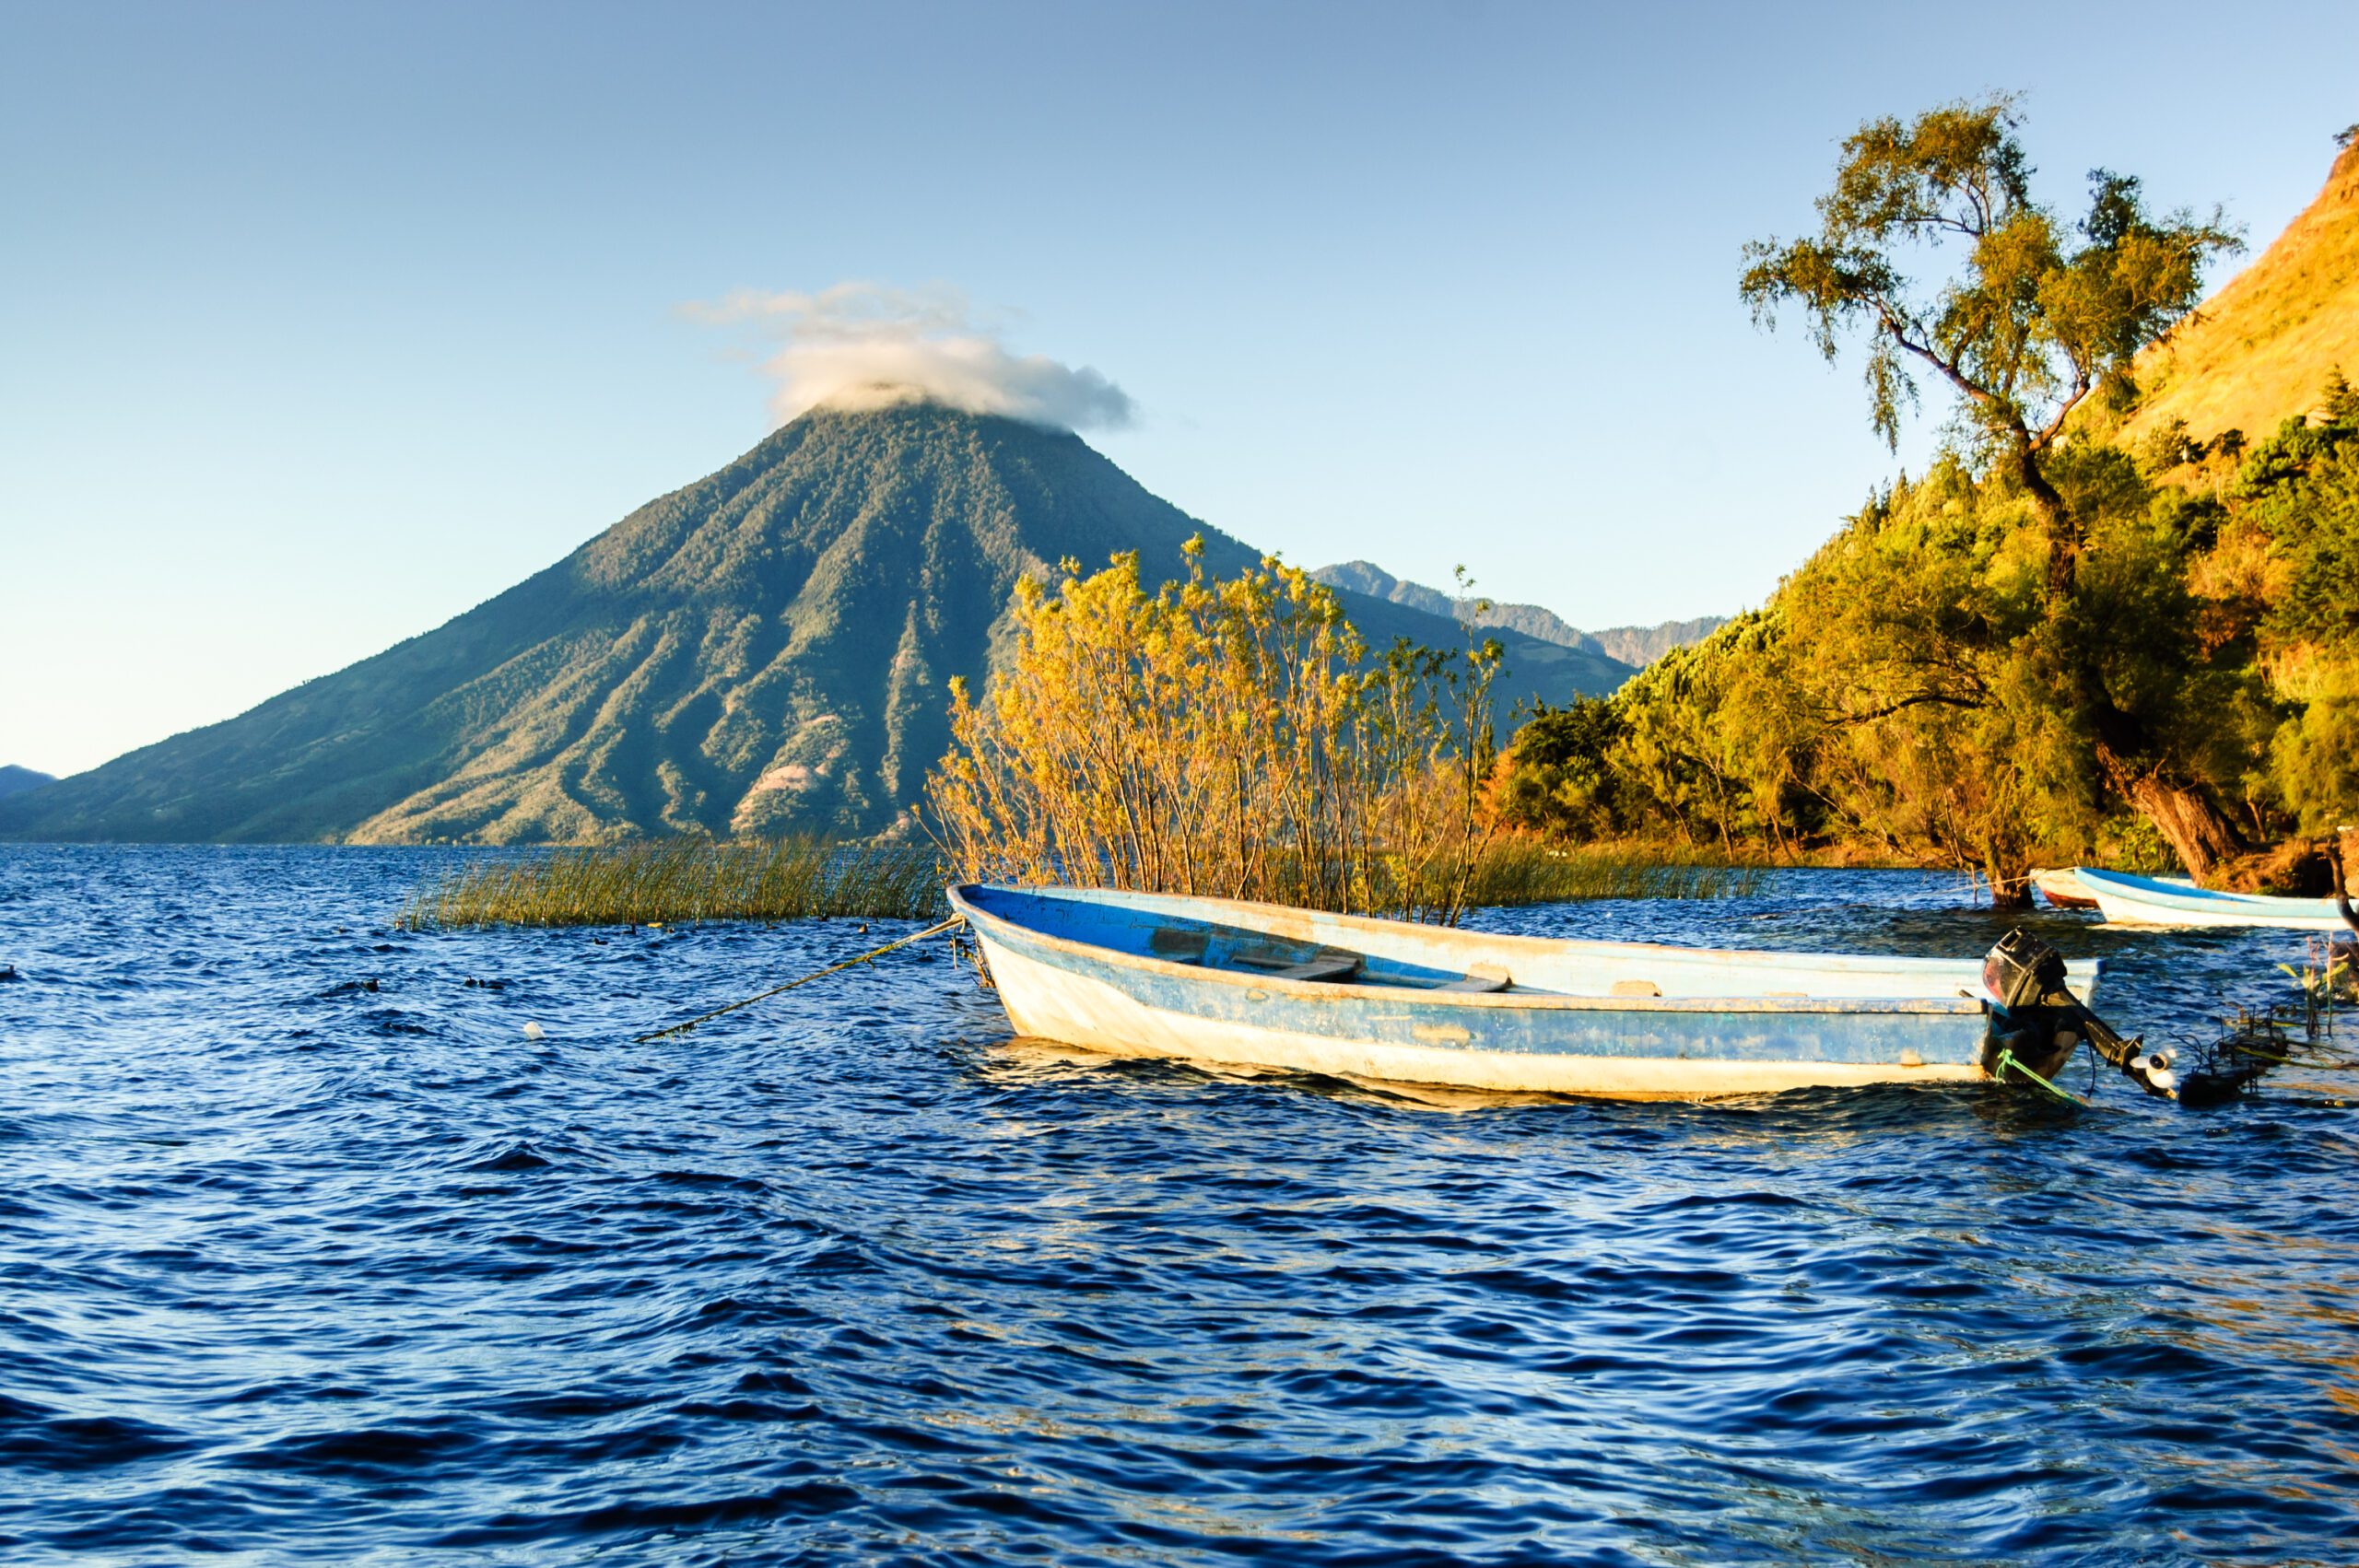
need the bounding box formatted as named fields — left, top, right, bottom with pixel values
left=947, top=883, right=1995, bottom=1018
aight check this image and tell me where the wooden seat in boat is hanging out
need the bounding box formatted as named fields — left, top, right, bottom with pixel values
left=1266, top=954, right=1364, bottom=983
left=1143, top=923, right=1511, bottom=991
left=1229, top=943, right=1365, bottom=983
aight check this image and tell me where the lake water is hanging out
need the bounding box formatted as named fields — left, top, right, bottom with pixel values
left=2, top=846, right=2354, bottom=1565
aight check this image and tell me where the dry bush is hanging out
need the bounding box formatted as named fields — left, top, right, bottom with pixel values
left=925, top=542, right=1504, bottom=923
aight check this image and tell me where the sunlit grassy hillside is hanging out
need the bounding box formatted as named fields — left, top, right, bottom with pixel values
left=2118, top=140, right=2359, bottom=448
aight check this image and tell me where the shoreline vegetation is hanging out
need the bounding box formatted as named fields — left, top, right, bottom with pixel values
left=921, top=544, right=1750, bottom=919
left=1483, top=103, right=2359, bottom=908
left=394, top=836, right=1765, bottom=931
left=395, top=838, right=943, bottom=930
left=925, top=542, right=1516, bottom=925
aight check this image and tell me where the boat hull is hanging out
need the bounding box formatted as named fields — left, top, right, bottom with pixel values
left=953, top=886, right=2032, bottom=1100
left=2033, top=868, right=2100, bottom=909
left=2078, top=869, right=2355, bottom=932
left=975, top=926, right=1984, bottom=1097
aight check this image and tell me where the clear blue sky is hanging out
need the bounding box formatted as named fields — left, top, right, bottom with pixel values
left=5, top=0, right=2353, bottom=777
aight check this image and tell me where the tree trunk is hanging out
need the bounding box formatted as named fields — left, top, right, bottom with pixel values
left=1984, top=846, right=2035, bottom=909
left=2114, top=764, right=2248, bottom=883
left=2015, top=437, right=2248, bottom=882
left=1989, top=873, right=2035, bottom=910
left=2011, top=442, right=2082, bottom=601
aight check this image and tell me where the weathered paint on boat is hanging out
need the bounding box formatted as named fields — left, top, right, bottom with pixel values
left=2077, top=867, right=2356, bottom=931
left=949, top=884, right=2102, bottom=1100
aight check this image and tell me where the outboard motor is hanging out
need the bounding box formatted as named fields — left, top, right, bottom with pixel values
left=1981, top=930, right=2097, bottom=1087
left=1981, top=930, right=2259, bottom=1107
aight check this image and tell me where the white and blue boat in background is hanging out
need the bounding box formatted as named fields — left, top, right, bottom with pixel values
left=2074, top=868, right=2357, bottom=932
left=948, top=884, right=2100, bottom=1100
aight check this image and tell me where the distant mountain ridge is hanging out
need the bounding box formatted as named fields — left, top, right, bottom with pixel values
left=0, top=406, right=1634, bottom=845
left=0, top=766, right=55, bottom=800
left=1584, top=616, right=1731, bottom=669
left=1311, top=561, right=1724, bottom=670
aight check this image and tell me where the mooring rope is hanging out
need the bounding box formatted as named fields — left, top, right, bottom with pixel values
left=633, top=914, right=966, bottom=1043
left=1993, top=1047, right=2086, bottom=1106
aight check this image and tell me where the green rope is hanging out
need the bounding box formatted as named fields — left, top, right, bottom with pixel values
left=1993, top=1047, right=2086, bottom=1106
left=633, top=914, right=966, bottom=1043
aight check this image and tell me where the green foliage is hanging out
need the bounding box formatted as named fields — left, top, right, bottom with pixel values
left=1495, top=367, right=2359, bottom=876
left=1730, top=96, right=2271, bottom=885
left=2097, top=812, right=2180, bottom=874
left=1491, top=613, right=1825, bottom=857
left=2210, top=391, right=2359, bottom=828
left=1490, top=697, right=1633, bottom=839
left=1745, top=95, right=2236, bottom=464
left=2272, top=692, right=2359, bottom=833
left=1499, top=101, right=2341, bottom=884
left=1741, top=96, right=2239, bottom=461
left=1612, top=612, right=1820, bottom=854
left=2322, top=368, right=2359, bottom=425
left=2137, top=416, right=2209, bottom=473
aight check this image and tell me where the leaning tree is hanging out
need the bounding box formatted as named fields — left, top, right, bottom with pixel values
left=1740, top=95, right=2249, bottom=876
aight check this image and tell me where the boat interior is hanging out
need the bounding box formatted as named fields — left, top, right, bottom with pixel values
left=1144, top=919, right=1519, bottom=993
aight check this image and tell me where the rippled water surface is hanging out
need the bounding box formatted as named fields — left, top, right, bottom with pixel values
left=3, top=847, right=2356, bottom=1565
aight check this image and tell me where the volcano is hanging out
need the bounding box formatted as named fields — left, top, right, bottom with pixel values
left=1, top=404, right=1633, bottom=844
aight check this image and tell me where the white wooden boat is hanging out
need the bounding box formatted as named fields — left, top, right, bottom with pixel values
left=2032, top=868, right=2101, bottom=908
left=948, top=883, right=2100, bottom=1100
left=2076, top=868, right=2359, bottom=932
left=2035, top=868, right=2194, bottom=909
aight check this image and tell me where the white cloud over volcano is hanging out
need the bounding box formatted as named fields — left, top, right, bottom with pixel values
left=684, top=283, right=1135, bottom=432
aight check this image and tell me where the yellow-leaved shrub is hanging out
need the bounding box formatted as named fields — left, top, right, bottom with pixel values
left=924, top=540, right=1502, bottom=924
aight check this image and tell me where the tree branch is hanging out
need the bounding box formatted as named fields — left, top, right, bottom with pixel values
left=1831, top=691, right=1985, bottom=726
left=2031, top=367, right=2095, bottom=449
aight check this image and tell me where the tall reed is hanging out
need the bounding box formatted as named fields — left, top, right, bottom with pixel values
left=397, top=837, right=943, bottom=930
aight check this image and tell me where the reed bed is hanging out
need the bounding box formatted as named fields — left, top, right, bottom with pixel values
left=1458, top=837, right=1766, bottom=907
left=397, top=837, right=945, bottom=930
left=396, top=834, right=1752, bottom=932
